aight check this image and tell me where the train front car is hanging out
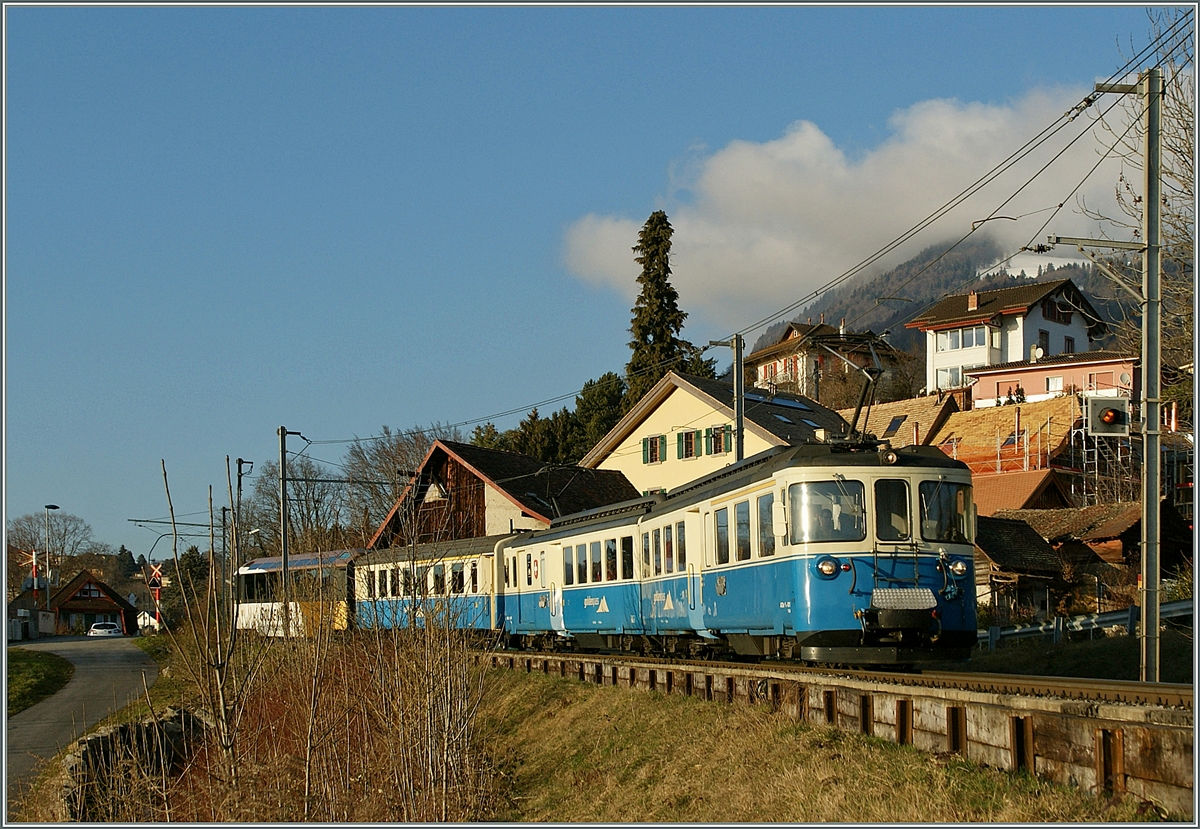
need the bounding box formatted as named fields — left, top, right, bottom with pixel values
left=777, top=443, right=977, bottom=665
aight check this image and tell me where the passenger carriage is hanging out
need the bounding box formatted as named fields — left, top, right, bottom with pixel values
left=235, top=548, right=361, bottom=636
left=355, top=536, right=501, bottom=632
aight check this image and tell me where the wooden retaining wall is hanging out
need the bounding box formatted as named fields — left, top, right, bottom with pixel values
left=492, top=654, right=1194, bottom=819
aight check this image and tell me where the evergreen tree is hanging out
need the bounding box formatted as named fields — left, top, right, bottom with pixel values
left=624, top=211, right=705, bottom=409
left=573, top=372, right=627, bottom=456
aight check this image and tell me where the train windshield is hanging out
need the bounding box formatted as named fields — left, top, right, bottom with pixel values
left=918, top=480, right=973, bottom=544
left=788, top=480, right=866, bottom=543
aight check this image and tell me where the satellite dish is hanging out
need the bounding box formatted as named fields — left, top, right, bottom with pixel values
left=1120, top=372, right=1132, bottom=385
left=1033, top=347, right=1044, bottom=359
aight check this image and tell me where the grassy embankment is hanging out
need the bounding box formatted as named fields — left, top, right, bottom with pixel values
left=7, top=648, right=75, bottom=716
left=480, top=667, right=1169, bottom=822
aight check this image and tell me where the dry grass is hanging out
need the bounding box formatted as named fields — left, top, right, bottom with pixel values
left=480, top=668, right=1167, bottom=823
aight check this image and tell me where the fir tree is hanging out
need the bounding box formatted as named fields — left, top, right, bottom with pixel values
left=624, top=211, right=706, bottom=409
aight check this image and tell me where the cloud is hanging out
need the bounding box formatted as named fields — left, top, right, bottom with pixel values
left=563, top=86, right=1126, bottom=333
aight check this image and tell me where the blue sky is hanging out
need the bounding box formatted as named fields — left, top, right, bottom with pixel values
left=4, top=4, right=1173, bottom=555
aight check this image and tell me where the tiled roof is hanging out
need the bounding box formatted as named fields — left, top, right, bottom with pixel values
left=927, top=395, right=1080, bottom=465
left=975, top=515, right=1062, bottom=576
left=994, top=502, right=1141, bottom=542
left=49, top=569, right=136, bottom=613
left=837, top=394, right=958, bottom=445
left=679, top=374, right=849, bottom=444
left=972, top=469, right=1070, bottom=516
left=965, top=350, right=1135, bottom=376
left=907, top=279, right=1071, bottom=329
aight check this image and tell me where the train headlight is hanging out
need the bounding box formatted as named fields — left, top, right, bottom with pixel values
left=815, top=557, right=839, bottom=577
left=948, top=559, right=969, bottom=578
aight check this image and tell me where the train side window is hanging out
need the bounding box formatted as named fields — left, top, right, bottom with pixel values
left=715, top=508, right=730, bottom=565
left=605, top=539, right=618, bottom=581
left=503, top=559, right=510, bottom=588
left=451, top=563, right=465, bottom=594
left=758, top=493, right=776, bottom=557
left=577, top=544, right=588, bottom=583
left=433, top=564, right=446, bottom=595
left=735, top=501, right=751, bottom=561
left=621, top=536, right=634, bottom=580
left=653, top=529, right=662, bottom=576
left=590, top=541, right=602, bottom=583
left=676, top=521, right=687, bottom=568
left=642, top=533, right=651, bottom=573
left=471, top=562, right=478, bottom=593
left=875, top=479, right=911, bottom=541
left=366, top=570, right=377, bottom=599
left=664, top=525, right=674, bottom=573
left=526, top=553, right=533, bottom=587
left=402, top=568, right=414, bottom=595
left=391, top=568, right=401, bottom=597
left=564, top=547, right=574, bottom=585
left=418, top=566, right=430, bottom=597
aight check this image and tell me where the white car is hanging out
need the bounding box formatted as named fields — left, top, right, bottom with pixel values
left=87, top=621, right=123, bottom=637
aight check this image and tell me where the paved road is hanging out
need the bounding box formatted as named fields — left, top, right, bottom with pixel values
left=6, top=636, right=158, bottom=803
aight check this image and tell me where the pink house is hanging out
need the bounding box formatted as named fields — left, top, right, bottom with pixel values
left=964, top=350, right=1137, bottom=408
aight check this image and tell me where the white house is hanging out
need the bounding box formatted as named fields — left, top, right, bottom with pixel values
left=904, top=278, right=1105, bottom=396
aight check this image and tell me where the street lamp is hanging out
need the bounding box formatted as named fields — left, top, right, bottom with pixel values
left=37, top=504, right=59, bottom=611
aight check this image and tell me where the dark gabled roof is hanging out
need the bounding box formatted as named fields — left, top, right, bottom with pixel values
left=906, top=278, right=1105, bottom=336
left=49, top=569, right=136, bottom=613
left=993, top=501, right=1192, bottom=546
left=437, top=440, right=641, bottom=518
left=964, top=350, right=1135, bottom=376
left=680, top=373, right=849, bottom=444
left=975, top=515, right=1062, bottom=576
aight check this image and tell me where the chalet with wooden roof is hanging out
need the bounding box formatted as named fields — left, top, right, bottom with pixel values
left=994, top=500, right=1193, bottom=574
left=6, top=569, right=139, bottom=635
left=744, top=322, right=905, bottom=399
left=837, top=394, right=958, bottom=447
left=974, top=515, right=1065, bottom=622
left=905, top=278, right=1106, bottom=396
left=369, top=440, right=639, bottom=550
left=580, top=371, right=847, bottom=495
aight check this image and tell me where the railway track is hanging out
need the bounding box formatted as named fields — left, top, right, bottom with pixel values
left=491, top=649, right=1194, bottom=710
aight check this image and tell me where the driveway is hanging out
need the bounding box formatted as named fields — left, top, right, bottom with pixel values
left=6, top=636, right=158, bottom=803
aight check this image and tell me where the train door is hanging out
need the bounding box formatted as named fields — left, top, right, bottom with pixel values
left=548, top=544, right=565, bottom=634
left=637, top=529, right=656, bottom=635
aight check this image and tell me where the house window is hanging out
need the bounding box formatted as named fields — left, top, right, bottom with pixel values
left=1064, top=337, right=1075, bottom=354
left=882, top=415, right=907, bottom=438
left=1038, top=330, right=1050, bottom=355
left=678, top=430, right=700, bottom=459
left=642, top=435, right=667, bottom=464
left=707, top=425, right=732, bottom=455
left=936, top=366, right=961, bottom=389
left=1047, top=376, right=1063, bottom=393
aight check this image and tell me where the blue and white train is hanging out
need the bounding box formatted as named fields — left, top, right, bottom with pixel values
left=352, top=440, right=978, bottom=665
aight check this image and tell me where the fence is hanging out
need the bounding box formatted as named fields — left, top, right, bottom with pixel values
left=977, top=598, right=1193, bottom=650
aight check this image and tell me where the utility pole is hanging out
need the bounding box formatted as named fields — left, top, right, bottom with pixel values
left=278, top=427, right=305, bottom=637
left=709, top=335, right=745, bottom=461
left=1050, top=67, right=1162, bottom=681
left=235, top=458, right=253, bottom=603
